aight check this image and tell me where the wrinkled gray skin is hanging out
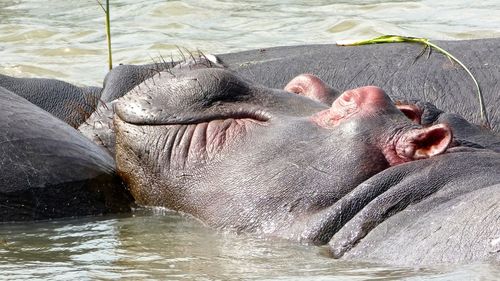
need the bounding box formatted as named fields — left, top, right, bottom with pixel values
left=113, top=67, right=499, bottom=266
left=0, top=74, right=101, bottom=127
left=328, top=148, right=500, bottom=265
left=97, top=38, right=500, bottom=133
left=0, top=86, right=132, bottom=222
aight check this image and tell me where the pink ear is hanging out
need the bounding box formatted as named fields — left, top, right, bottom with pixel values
left=394, top=123, right=452, bottom=163
left=395, top=103, right=422, bottom=124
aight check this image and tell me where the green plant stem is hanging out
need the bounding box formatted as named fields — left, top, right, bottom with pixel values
left=337, top=35, right=490, bottom=128
left=97, top=0, right=113, bottom=70
left=105, top=0, right=112, bottom=70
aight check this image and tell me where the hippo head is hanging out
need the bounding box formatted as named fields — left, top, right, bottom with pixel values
left=113, top=68, right=452, bottom=239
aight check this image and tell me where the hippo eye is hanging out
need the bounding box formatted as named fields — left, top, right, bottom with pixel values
left=285, top=86, right=306, bottom=96
left=203, top=87, right=252, bottom=107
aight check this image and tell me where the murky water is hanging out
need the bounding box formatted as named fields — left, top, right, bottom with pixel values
left=1, top=210, right=499, bottom=280
left=1, top=0, right=500, bottom=280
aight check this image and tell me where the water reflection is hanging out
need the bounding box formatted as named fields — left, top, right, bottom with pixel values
left=1, top=209, right=498, bottom=280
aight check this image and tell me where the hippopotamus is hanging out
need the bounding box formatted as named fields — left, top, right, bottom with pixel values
left=112, top=66, right=500, bottom=265
left=0, top=85, right=131, bottom=222
left=1, top=40, right=499, bottom=266
left=98, top=38, right=500, bottom=132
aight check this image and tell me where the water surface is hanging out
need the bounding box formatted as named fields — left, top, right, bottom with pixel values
left=1, top=0, right=499, bottom=85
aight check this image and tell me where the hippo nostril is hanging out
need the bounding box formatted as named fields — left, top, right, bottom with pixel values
left=311, top=86, right=395, bottom=129
left=332, top=90, right=358, bottom=111
left=340, top=91, right=356, bottom=104
left=340, top=94, right=350, bottom=103
left=340, top=86, right=392, bottom=110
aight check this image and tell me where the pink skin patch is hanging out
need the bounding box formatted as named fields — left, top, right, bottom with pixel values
left=178, top=118, right=264, bottom=168
left=395, top=123, right=452, bottom=160
left=311, top=86, right=391, bottom=128
left=284, top=74, right=333, bottom=104
left=382, top=122, right=452, bottom=166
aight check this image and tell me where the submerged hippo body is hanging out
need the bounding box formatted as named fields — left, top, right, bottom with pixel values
left=113, top=67, right=499, bottom=265
left=0, top=74, right=101, bottom=128
left=0, top=86, right=131, bottom=221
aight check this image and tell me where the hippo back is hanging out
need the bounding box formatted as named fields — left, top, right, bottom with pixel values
left=0, top=86, right=131, bottom=221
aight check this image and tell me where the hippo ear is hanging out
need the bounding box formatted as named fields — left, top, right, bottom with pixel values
left=395, top=103, right=422, bottom=124
left=395, top=123, right=453, bottom=162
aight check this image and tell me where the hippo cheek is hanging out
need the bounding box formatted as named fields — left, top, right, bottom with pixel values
left=114, top=115, right=266, bottom=205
